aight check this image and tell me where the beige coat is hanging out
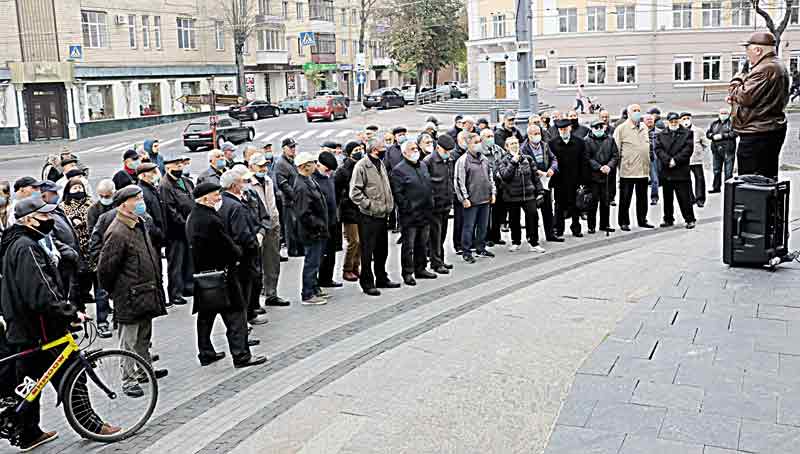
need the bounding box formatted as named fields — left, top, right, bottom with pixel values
left=349, top=156, right=395, bottom=218
left=613, top=120, right=651, bottom=178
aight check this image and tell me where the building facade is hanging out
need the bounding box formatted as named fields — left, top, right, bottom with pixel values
left=466, top=0, right=800, bottom=104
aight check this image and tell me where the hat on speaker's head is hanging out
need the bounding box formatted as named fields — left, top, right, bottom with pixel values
left=113, top=185, right=142, bottom=206
left=741, top=31, right=776, bottom=47
left=193, top=182, right=221, bottom=199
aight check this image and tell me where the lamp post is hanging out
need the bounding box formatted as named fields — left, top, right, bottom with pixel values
left=514, top=0, right=538, bottom=132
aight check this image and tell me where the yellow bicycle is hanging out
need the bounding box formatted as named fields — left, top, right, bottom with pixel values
left=0, top=321, right=158, bottom=447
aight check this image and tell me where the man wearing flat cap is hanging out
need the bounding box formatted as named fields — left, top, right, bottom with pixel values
left=729, top=31, right=790, bottom=179
left=160, top=154, right=196, bottom=306
left=137, top=162, right=167, bottom=253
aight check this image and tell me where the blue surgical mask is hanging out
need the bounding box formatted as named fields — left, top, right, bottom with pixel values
left=216, top=159, right=227, bottom=169
left=30, top=190, right=42, bottom=199
left=439, top=150, right=450, bottom=159
left=182, top=167, right=191, bottom=177
left=630, top=112, right=642, bottom=123
left=100, top=197, right=114, bottom=206
left=397, top=135, right=408, bottom=144
left=49, top=195, right=60, bottom=205
left=484, top=138, right=495, bottom=148
left=255, top=171, right=267, bottom=178
left=130, top=159, right=141, bottom=170
left=0, top=196, right=7, bottom=206
left=263, top=153, right=274, bottom=161
left=719, top=114, right=730, bottom=121
left=409, top=151, right=420, bottom=163
left=592, top=129, right=606, bottom=138
left=134, top=200, right=147, bottom=216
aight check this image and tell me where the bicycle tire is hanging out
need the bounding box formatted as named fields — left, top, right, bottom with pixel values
left=62, top=349, right=158, bottom=443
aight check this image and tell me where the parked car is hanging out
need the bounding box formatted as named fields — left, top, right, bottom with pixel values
left=183, top=117, right=255, bottom=152
left=363, top=88, right=406, bottom=109
left=228, top=100, right=281, bottom=121
left=315, top=89, right=350, bottom=107
left=417, top=86, right=452, bottom=103
left=306, top=97, right=348, bottom=122
left=401, top=84, right=417, bottom=103
left=279, top=95, right=311, bottom=113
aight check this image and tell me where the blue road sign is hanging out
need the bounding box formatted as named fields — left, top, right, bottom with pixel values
left=299, top=32, right=316, bottom=47
left=357, top=71, right=367, bottom=85
left=68, top=45, right=82, bottom=61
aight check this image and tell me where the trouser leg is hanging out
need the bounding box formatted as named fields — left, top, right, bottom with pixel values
left=618, top=179, right=635, bottom=226
left=712, top=150, right=723, bottom=191
left=400, top=225, right=417, bottom=276
left=452, top=199, right=464, bottom=250
left=118, top=320, right=152, bottom=385
left=342, top=223, right=361, bottom=274
left=690, top=165, right=706, bottom=204
left=358, top=218, right=377, bottom=290
left=587, top=183, right=600, bottom=231
left=461, top=206, right=478, bottom=256
left=662, top=180, right=676, bottom=224
left=540, top=190, right=555, bottom=238
left=676, top=181, right=696, bottom=223
left=650, top=159, right=660, bottom=201
left=724, top=150, right=735, bottom=182
left=474, top=204, right=490, bottom=253
left=428, top=213, right=445, bottom=268
left=219, top=306, right=251, bottom=363
left=262, top=225, right=281, bottom=299
left=413, top=225, right=429, bottom=273
left=508, top=202, right=522, bottom=244
left=196, top=311, right=217, bottom=360
left=521, top=199, right=540, bottom=245
left=318, top=225, right=337, bottom=284
left=634, top=178, right=649, bottom=224
left=93, top=275, right=110, bottom=324
left=373, top=219, right=390, bottom=284
left=166, top=239, right=186, bottom=302
left=301, top=240, right=324, bottom=300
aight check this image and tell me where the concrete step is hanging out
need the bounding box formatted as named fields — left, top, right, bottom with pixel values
left=417, top=99, right=555, bottom=115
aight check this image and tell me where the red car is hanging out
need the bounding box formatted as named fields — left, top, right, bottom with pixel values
left=306, top=97, right=348, bottom=122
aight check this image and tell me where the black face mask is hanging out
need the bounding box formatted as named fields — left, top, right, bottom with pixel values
left=33, top=218, right=55, bottom=235
left=169, top=169, right=183, bottom=179
left=571, top=119, right=579, bottom=128
left=377, top=149, right=386, bottom=160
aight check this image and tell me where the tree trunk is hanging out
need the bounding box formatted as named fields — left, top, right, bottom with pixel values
left=415, top=64, right=423, bottom=96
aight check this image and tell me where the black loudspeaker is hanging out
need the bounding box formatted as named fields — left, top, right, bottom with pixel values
left=723, top=175, right=790, bottom=267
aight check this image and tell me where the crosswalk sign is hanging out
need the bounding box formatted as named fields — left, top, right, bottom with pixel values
left=299, top=32, right=315, bottom=47
left=68, top=45, right=82, bottom=61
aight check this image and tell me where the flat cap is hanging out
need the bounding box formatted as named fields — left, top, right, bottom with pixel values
left=249, top=153, right=268, bottom=166
left=113, top=185, right=142, bottom=205
left=14, top=197, right=57, bottom=219
left=221, top=142, right=236, bottom=152
left=477, top=118, right=489, bottom=125
left=60, top=157, right=78, bottom=167
left=163, top=154, right=185, bottom=164
left=295, top=151, right=316, bottom=167
left=646, top=106, right=661, bottom=115
left=504, top=110, right=517, bottom=120
left=436, top=134, right=456, bottom=151
left=39, top=181, right=59, bottom=193
left=318, top=151, right=338, bottom=171
left=365, top=124, right=379, bottom=131
left=741, top=31, right=776, bottom=47
left=391, top=126, right=407, bottom=135
left=65, top=169, right=84, bottom=179
left=679, top=112, right=692, bottom=118
left=193, top=182, right=221, bottom=199
left=282, top=137, right=297, bottom=148
left=13, top=177, right=42, bottom=192
left=666, top=112, right=680, bottom=121
left=123, top=149, right=139, bottom=161
left=426, top=116, right=440, bottom=126
left=344, top=141, right=363, bottom=156
left=554, top=118, right=572, bottom=128
left=590, top=120, right=605, bottom=128
left=136, top=162, right=159, bottom=175
left=453, top=114, right=464, bottom=122
left=321, top=140, right=341, bottom=149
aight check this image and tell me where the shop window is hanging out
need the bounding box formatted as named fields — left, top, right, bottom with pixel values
left=87, top=85, right=115, bottom=120
left=139, top=83, right=162, bottom=116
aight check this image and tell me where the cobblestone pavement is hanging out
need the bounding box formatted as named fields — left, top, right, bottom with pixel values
left=5, top=170, right=797, bottom=454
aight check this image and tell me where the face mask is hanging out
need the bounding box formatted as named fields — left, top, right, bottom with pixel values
left=439, top=150, right=450, bottom=159
left=719, top=114, right=730, bottom=121
left=32, top=218, right=55, bottom=235
left=133, top=200, right=147, bottom=216
left=69, top=190, right=86, bottom=199
left=351, top=151, right=363, bottom=160
left=216, top=159, right=227, bottom=169
left=468, top=145, right=480, bottom=155
left=409, top=152, right=420, bottom=163
left=681, top=119, right=692, bottom=128
left=397, top=135, right=408, bottom=144
left=255, top=171, right=267, bottom=178
left=424, top=144, right=434, bottom=154
left=377, top=149, right=386, bottom=159
left=668, top=124, right=680, bottom=131
left=170, top=169, right=183, bottom=179
left=560, top=132, right=571, bottom=142
left=592, top=129, right=606, bottom=138
left=49, top=195, right=60, bottom=205
left=263, top=153, right=274, bottom=161
left=530, top=135, right=542, bottom=144
left=182, top=168, right=191, bottom=177
left=0, top=196, right=7, bottom=206
left=630, top=112, right=642, bottom=123
left=31, top=190, right=42, bottom=199
left=507, top=144, right=520, bottom=153
left=130, top=160, right=141, bottom=170
left=213, top=200, right=223, bottom=211
left=152, top=175, right=161, bottom=186
left=483, top=138, right=495, bottom=148
left=100, top=197, right=114, bottom=206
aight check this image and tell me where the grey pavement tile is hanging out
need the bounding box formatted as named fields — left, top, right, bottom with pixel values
left=779, top=353, right=800, bottom=377
left=654, top=297, right=708, bottom=314
left=611, top=356, right=680, bottom=384
left=735, top=288, right=775, bottom=305
left=555, top=398, right=597, bottom=427
left=578, top=350, right=620, bottom=376
left=713, top=346, right=779, bottom=374
left=702, top=388, right=778, bottom=422
left=739, top=420, right=800, bottom=453
left=730, top=317, right=787, bottom=337
left=759, top=304, right=800, bottom=321
left=543, top=425, right=626, bottom=454
left=595, top=336, right=659, bottom=360
left=659, top=409, right=741, bottom=450
left=652, top=339, right=716, bottom=364
left=568, top=374, right=638, bottom=403
left=756, top=336, right=800, bottom=356
left=631, top=382, right=704, bottom=412
left=674, top=362, right=742, bottom=393
left=585, top=402, right=667, bottom=437
left=639, top=321, right=699, bottom=341
left=702, top=448, right=747, bottom=454
left=684, top=285, right=732, bottom=301
left=703, top=301, right=758, bottom=319
left=661, top=285, right=689, bottom=299
left=619, top=434, right=704, bottom=454
left=778, top=394, right=800, bottom=427
left=742, top=369, right=800, bottom=396
left=611, top=318, right=644, bottom=340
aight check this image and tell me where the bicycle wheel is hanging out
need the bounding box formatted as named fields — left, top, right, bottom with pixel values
left=62, top=349, right=158, bottom=443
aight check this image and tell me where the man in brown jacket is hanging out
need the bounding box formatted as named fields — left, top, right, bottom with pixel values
left=349, top=138, right=401, bottom=296
left=728, top=31, right=790, bottom=180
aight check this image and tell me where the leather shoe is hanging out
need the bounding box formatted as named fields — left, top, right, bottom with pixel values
left=343, top=272, right=359, bottom=282
left=253, top=307, right=267, bottom=315
left=572, top=232, right=584, bottom=238
left=319, top=281, right=343, bottom=288
left=154, top=369, right=168, bottom=379
left=660, top=222, right=674, bottom=227
left=199, top=352, right=226, bottom=367
left=434, top=266, right=450, bottom=275
left=403, top=275, right=417, bottom=286
left=280, top=255, right=289, bottom=262
left=620, top=225, right=631, bottom=231
left=173, top=297, right=188, bottom=306
left=686, top=222, right=696, bottom=229
left=443, top=263, right=454, bottom=270
left=602, top=227, right=616, bottom=233
left=546, top=236, right=565, bottom=243
left=377, top=280, right=401, bottom=289
left=248, top=338, right=261, bottom=347
left=638, top=223, right=655, bottom=229
left=265, top=296, right=290, bottom=307
left=234, top=355, right=267, bottom=369
left=415, top=270, right=437, bottom=279
left=363, top=288, right=381, bottom=296
left=587, top=229, right=596, bottom=234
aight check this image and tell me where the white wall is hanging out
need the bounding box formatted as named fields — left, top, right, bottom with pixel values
left=542, top=0, right=558, bottom=35
left=635, top=0, right=654, bottom=31
left=1, top=84, right=19, bottom=128
left=478, top=60, right=494, bottom=98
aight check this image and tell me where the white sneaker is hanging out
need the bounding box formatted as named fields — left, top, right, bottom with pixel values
left=529, top=244, right=546, bottom=253
left=508, top=244, right=521, bottom=252
left=302, top=296, right=328, bottom=305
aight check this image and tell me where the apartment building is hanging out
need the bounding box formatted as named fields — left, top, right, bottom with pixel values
left=0, top=0, right=396, bottom=144
left=466, top=0, right=800, bottom=104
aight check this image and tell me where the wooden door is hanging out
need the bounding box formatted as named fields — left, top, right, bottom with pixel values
left=25, top=84, right=66, bottom=141
left=494, top=63, right=506, bottom=99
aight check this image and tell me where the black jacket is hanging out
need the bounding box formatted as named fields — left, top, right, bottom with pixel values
left=498, top=154, right=543, bottom=203
left=218, top=191, right=261, bottom=278
left=160, top=174, right=195, bottom=240
left=521, top=140, right=558, bottom=174
left=112, top=169, right=136, bottom=190
left=384, top=144, right=403, bottom=173
left=655, top=127, right=694, bottom=182
left=274, top=154, right=299, bottom=206
left=0, top=225, right=75, bottom=345
left=583, top=134, right=620, bottom=184
left=447, top=126, right=462, bottom=141
left=242, top=187, right=272, bottom=236
left=494, top=125, right=524, bottom=150
left=87, top=201, right=113, bottom=236
left=139, top=180, right=167, bottom=248
left=334, top=158, right=360, bottom=224
left=423, top=151, right=454, bottom=213
left=390, top=159, right=434, bottom=226
left=548, top=136, right=589, bottom=205
left=292, top=175, right=329, bottom=243
left=312, top=171, right=337, bottom=225
left=705, top=119, right=738, bottom=155
left=186, top=204, right=244, bottom=313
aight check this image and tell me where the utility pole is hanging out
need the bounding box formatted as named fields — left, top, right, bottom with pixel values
left=514, top=0, right=537, bottom=132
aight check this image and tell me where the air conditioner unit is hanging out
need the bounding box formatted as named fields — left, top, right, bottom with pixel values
left=114, top=15, right=128, bottom=26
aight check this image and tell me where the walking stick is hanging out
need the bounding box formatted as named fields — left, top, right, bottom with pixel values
left=605, top=173, right=610, bottom=238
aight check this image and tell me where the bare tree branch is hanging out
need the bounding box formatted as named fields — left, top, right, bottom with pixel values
left=752, top=0, right=776, bottom=31
left=777, top=0, right=795, bottom=35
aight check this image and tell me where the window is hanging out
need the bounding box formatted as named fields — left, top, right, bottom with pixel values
left=177, top=18, right=197, bottom=49
left=282, top=1, right=289, bottom=18
left=732, top=54, right=747, bottom=75
left=703, top=55, right=721, bottom=80
left=86, top=85, right=114, bottom=120
left=142, top=16, right=150, bottom=48
left=492, top=14, right=506, bottom=37
left=309, top=0, right=333, bottom=20
left=215, top=21, right=224, bottom=50
left=311, top=33, right=335, bottom=54
left=559, top=61, right=577, bottom=85
left=353, top=40, right=358, bottom=56
left=352, top=9, right=358, bottom=24
left=297, top=37, right=303, bottom=55
left=791, top=56, right=800, bottom=75
left=258, top=29, right=286, bottom=50
left=587, top=59, right=606, bottom=84
left=558, top=8, right=578, bottom=32
left=534, top=57, right=547, bottom=71
left=616, top=59, right=637, bottom=83
left=616, top=6, right=635, bottom=30
left=154, top=16, right=162, bottom=49
left=673, top=3, right=692, bottom=28
left=259, top=0, right=270, bottom=15
left=297, top=2, right=304, bottom=20
left=731, top=0, right=751, bottom=26
left=702, top=2, right=721, bottom=27
left=792, top=5, right=799, bottom=24
left=479, top=17, right=487, bottom=38
left=81, top=11, right=107, bottom=48
left=587, top=7, right=606, bottom=32
left=674, top=56, right=693, bottom=81
left=128, top=15, right=137, bottom=48
left=340, top=39, right=348, bottom=56
left=341, top=8, right=347, bottom=25
left=139, top=83, right=162, bottom=116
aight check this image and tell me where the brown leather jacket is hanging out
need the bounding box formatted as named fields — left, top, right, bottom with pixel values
left=729, top=52, right=789, bottom=134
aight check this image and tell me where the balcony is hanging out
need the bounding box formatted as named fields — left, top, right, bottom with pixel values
left=257, top=50, right=289, bottom=65
left=256, top=14, right=285, bottom=26
left=311, top=53, right=336, bottom=64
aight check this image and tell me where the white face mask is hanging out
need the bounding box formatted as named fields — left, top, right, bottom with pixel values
left=681, top=119, right=692, bottom=128
left=424, top=144, right=434, bottom=154
left=668, top=124, right=680, bottom=131
left=213, top=200, right=223, bottom=211
left=530, top=135, right=541, bottom=144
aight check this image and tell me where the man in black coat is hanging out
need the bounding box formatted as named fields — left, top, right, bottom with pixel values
left=706, top=106, right=738, bottom=193
left=583, top=120, right=620, bottom=233
left=494, top=110, right=524, bottom=150
left=335, top=142, right=363, bottom=282
left=237, top=162, right=273, bottom=319
left=186, top=182, right=266, bottom=368
left=383, top=126, right=406, bottom=173
left=391, top=141, right=437, bottom=285
left=655, top=113, right=696, bottom=229
left=446, top=115, right=464, bottom=141
left=136, top=163, right=167, bottom=252
left=112, top=149, right=140, bottom=190
left=567, top=111, right=590, bottom=139
left=293, top=152, right=330, bottom=305
left=274, top=138, right=303, bottom=256
left=160, top=156, right=195, bottom=306
left=549, top=119, right=588, bottom=237
left=313, top=152, right=342, bottom=289
left=423, top=134, right=456, bottom=274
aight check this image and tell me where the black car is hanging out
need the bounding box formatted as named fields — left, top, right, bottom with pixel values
left=228, top=100, right=281, bottom=121
left=363, top=89, right=406, bottom=109
left=183, top=117, right=255, bottom=152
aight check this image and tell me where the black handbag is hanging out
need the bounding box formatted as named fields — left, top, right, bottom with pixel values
left=576, top=185, right=594, bottom=213
left=192, top=270, right=230, bottom=313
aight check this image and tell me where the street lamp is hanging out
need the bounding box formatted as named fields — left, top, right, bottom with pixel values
left=514, top=0, right=537, bottom=132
